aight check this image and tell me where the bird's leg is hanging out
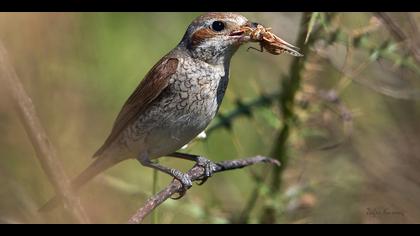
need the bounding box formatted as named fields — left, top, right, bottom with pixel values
left=169, top=152, right=218, bottom=185
left=137, top=156, right=192, bottom=199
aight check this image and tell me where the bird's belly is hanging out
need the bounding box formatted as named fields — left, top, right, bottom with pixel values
left=146, top=123, right=205, bottom=159
left=123, top=98, right=218, bottom=159
left=149, top=102, right=218, bottom=158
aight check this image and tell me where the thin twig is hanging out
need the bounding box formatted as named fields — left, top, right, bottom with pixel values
left=128, top=156, right=280, bottom=224
left=407, top=13, right=420, bottom=64
left=319, top=15, right=420, bottom=76
left=408, top=13, right=420, bottom=44
left=375, top=12, right=420, bottom=64
left=375, top=12, right=406, bottom=41
left=206, top=92, right=279, bottom=135
left=0, top=40, right=90, bottom=223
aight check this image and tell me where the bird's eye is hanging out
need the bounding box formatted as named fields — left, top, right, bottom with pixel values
left=211, top=21, right=225, bottom=32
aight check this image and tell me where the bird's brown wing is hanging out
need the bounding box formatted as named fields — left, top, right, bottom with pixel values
left=93, top=56, right=179, bottom=158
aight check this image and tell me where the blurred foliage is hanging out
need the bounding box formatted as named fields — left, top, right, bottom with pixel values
left=0, top=12, right=420, bottom=223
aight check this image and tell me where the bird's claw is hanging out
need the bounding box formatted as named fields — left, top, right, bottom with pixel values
left=169, top=157, right=217, bottom=199
left=195, top=156, right=217, bottom=185
left=170, top=169, right=192, bottom=200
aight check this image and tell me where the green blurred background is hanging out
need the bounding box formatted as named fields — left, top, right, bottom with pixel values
left=0, top=12, right=419, bottom=223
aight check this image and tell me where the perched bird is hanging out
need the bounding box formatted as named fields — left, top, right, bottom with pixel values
left=40, top=12, right=301, bottom=211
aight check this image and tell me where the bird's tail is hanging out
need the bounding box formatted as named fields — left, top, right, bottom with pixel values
left=39, top=153, right=125, bottom=212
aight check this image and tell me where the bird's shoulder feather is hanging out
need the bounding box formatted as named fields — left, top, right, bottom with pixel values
left=93, top=55, right=179, bottom=158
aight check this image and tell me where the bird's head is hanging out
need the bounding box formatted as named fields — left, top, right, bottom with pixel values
left=179, top=12, right=257, bottom=65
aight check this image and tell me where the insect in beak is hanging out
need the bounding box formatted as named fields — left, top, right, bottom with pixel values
left=229, top=22, right=258, bottom=38
left=233, top=22, right=304, bottom=57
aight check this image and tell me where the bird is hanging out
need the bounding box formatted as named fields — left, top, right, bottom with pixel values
left=40, top=12, right=302, bottom=211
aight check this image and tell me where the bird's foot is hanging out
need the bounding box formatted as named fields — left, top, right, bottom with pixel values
left=170, top=169, right=192, bottom=200
left=195, top=156, right=218, bottom=185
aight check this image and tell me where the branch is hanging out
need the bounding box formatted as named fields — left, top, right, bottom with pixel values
left=0, top=40, right=90, bottom=223
left=127, top=156, right=280, bottom=224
